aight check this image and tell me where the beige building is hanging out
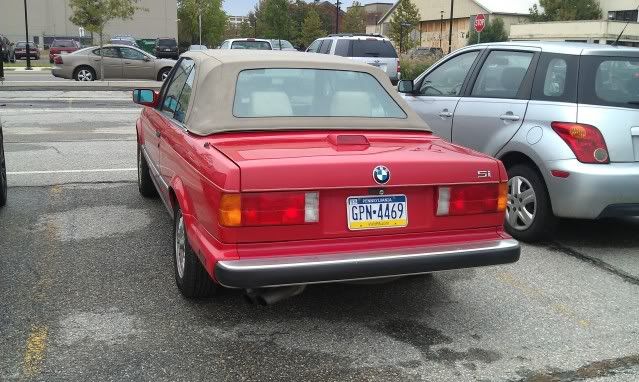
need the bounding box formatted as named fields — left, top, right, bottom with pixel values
left=378, top=0, right=536, bottom=52
left=0, top=0, right=177, bottom=47
left=510, top=0, right=639, bottom=46
left=360, top=2, right=394, bottom=35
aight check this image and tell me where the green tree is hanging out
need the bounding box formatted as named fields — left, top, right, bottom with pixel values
left=178, top=0, right=226, bottom=49
left=259, top=0, right=292, bottom=40
left=300, top=8, right=325, bottom=48
left=467, top=17, right=508, bottom=45
left=239, top=20, right=253, bottom=38
left=389, top=0, right=420, bottom=54
left=342, top=2, right=366, bottom=34
left=289, top=0, right=309, bottom=46
left=69, top=0, right=143, bottom=80
left=530, top=0, right=602, bottom=22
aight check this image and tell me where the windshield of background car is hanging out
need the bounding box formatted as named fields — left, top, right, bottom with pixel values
left=52, top=40, right=77, bottom=47
left=16, top=42, right=27, bottom=48
left=272, top=40, right=294, bottom=49
left=351, top=40, right=397, bottom=58
left=580, top=55, right=639, bottom=109
left=231, top=41, right=271, bottom=50
left=233, top=68, right=406, bottom=118
left=158, top=39, right=176, bottom=47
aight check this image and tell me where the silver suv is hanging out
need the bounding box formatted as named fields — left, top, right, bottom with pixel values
left=307, top=34, right=399, bottom=84
left=399, top=41, right=639, bottom=242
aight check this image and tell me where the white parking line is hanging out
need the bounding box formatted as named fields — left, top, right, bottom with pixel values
left=8, top=168, right=136, bottom=175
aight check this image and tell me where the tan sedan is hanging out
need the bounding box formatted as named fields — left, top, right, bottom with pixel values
left=51, top=44, right=176, bottom=81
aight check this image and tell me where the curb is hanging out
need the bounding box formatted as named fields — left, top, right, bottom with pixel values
left=3, top=67, right=52, bottom=71
left=0, top=80, right=162, bottom=91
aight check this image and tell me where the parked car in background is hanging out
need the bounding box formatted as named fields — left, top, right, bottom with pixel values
left=14, top=41, right=40, bottom=60
left=399, top=41, right=639, bottom=241
left=1, top=34, right=15, bottom=63
left=269, top=39, right=297, bottom=51
left=307, top=34, right=400, bottom=84
left=154, top=38, right=179, bottom=59
left=110, top=36, right=139, bottom=48
left=409, top=47, right=444, bottom=59
left=52, top=45, right=175, bottom=81
left=132, top=50, right=519, bottom=302
left=49, top=39, right=81, bottom=63
left=219, top=38, right=272, bottom=50
left=0, top=119, right=6, bottom=207
left=188, top=44, right=207, bottom=51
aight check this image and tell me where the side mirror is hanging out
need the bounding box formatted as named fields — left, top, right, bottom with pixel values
left=132, top=89, right=159, bottom=107
left=143, top=56, right=151, bottom=62
left=397, top=79, right=415, bottom=94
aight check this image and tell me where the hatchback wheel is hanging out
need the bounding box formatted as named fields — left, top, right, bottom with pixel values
left=173, top=208, right=217, bottom=298
left=505, top=164, right=557, bottom=242
left=75, top=67, right=95, bottom=81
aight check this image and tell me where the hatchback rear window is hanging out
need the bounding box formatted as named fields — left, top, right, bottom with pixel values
left=158, top=39, right=176, bottom=47
left=233, top=68, right=406, bottom=118
left=231, top=41, right=271, bottom=50
left=580, top=56, right=639, bottom=109
left=351, top=40, right=398, bottom=58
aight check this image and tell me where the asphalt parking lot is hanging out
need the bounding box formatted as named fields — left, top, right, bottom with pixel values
left=0, top=91, right=638, bottom=381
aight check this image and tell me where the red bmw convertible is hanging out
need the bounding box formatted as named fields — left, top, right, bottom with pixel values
left=133, top=50, right=519, bottom=303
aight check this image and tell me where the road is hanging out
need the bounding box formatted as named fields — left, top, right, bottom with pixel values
left=0, top=92, right=638, bottom=381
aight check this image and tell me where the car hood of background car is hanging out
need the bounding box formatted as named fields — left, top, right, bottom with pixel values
left=180, top=50, right=430, bottom=136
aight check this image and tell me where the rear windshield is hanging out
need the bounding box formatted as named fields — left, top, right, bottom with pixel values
left=233, top=68, right=406, bottom=118
left=580, top=56, right=639, bottom=109
left=16, top=42, right=27, bottom=47
left=272, top=40, right=294, bottom=49
left=52, top=40, right=77, bottom=47
left=158, top=39, right=176, bottom=47
left=351, top=40, right=397, bottom=58
left=231, top=41, right=271, bottom=50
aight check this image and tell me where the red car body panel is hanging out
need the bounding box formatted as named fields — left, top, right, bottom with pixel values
left=136, top=102, right=515, bottom=286
left=49, top=42, right=81, bottom=61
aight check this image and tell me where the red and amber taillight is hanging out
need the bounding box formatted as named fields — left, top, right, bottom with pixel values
left=436, top=183, right=507, bottom=216
left=551, top=122, right=609, bottom=164
left=219, top=191, right=319, bottom=227
left=53, top=55, right=63, bottom=65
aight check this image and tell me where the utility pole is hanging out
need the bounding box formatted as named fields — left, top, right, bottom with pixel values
left=440, top=10, right=444, bottom=49
left=23, top=0, right=32, bottom=70
left=335, top=0, right=341, bottom=34
left=199, top=10, right=202, bottom=46
left=448, top=0, right=454, bottom=53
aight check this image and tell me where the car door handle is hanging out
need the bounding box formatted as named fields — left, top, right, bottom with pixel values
left=155, top=130, right=161, bottom=138
left=500, top=113, right=520, bottom=121
left=438, top=110, right=453, bottom=118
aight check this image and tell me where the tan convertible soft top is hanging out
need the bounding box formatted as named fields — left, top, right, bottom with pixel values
left=180, top=50, right=430, bottom=136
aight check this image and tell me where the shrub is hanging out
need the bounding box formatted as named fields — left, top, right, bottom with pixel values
left=399, top=54, right=438, bottom=81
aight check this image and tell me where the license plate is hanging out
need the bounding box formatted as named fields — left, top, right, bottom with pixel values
left=369, top=63, right=387, bottom=71
left=347, top=195, right=408, bottom=230
left=165, top=49, right=171, bottom=51
left=61, top=51, right=69, bottom=54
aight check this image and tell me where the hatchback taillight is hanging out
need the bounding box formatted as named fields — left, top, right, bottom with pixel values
left=219, top=192, right=319, bottom=227
left=551, top=122, right=609, bottom=164
left=53, top=55, right=63, bottom=65
left=436, top=183, right=507, bottom=216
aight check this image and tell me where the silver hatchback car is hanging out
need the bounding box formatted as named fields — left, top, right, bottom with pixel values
left=399, top=41, right=639, bottom=242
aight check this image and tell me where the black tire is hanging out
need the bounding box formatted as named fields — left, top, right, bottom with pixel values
left=49, top=58, right=54, bottom=64
left=137, top=144, right=157, bottom=198
left=0, top=128, right=7, bottom=207
left=74, top=66, right=96, bottom=81
left=157, top=67, right=171, bottom=82
left=505, top=164, right=558, bottom=242
left=173, top=208, right=217, bottom=298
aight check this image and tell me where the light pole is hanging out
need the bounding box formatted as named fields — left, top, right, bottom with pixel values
left=440, top=10, right=444, bottom=49
left=199, top=10, right=202, bottom=46
left=448, top=0, right=454, bottom=53
left=23, top=0, right=32, bottom=70
left=335, top=0, right=341, bottom=34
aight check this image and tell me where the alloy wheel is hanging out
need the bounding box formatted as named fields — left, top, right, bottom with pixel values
left=175, top=214, right=186, bottom=279
left=77, top=69, right=93, bottom=81
left=161, top=71, right=169, bottom=81
left=506, top=176, right=537, bottom=231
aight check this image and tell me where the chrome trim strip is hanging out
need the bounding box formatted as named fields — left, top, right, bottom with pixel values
left=141, top=144, right=169, bottom=190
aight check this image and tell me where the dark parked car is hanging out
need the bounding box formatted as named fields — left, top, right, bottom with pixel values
left=1, top=119, right=7, bottom=207
left=14, top=41, right=40, bottom=60
left=154, top=38, right=178, bottom=59
left=1, top=34, right=15, bottom=63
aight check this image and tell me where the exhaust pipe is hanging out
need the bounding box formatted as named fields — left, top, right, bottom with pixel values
left=244, top=285, right=306, bottom=306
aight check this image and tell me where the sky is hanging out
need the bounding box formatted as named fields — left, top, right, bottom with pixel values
left=223, top=0, right=384, bottom=16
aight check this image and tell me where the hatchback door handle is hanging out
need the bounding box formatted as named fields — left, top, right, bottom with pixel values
left=438, top=110, right=453, bottom=118
left=500, top=112, right=520, bottom=121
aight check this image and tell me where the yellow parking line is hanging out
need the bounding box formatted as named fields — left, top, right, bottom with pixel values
left=23, top=325, right=48, bottom=377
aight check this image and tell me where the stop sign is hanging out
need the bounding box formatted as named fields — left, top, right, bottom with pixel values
left=474, top=14, right=486, bottom=33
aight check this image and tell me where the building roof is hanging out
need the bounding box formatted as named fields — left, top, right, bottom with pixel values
left=472, top=0, right=538, bottom=15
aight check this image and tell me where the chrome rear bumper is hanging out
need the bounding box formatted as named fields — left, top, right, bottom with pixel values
left=215, top=239, right=520, bottom=288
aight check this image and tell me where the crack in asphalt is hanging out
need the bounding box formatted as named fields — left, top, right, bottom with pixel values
left=550, top=242, right=639, bottom=286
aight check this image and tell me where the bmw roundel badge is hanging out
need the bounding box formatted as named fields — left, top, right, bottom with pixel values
left=373, top=165, right=390, bottom=184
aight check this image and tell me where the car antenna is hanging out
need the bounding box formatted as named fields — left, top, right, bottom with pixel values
left=612, top=4, right=639, bottom=46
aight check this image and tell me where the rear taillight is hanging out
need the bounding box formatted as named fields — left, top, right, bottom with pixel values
left=219, top=191, right=319, bottom=227
left=397, top=62, right=401, bottom=75
left=436, top=183, right=507, bottom=216
left=551, top=122, right=609, bottom=164
left=53, top=55, right=63, bottom=65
